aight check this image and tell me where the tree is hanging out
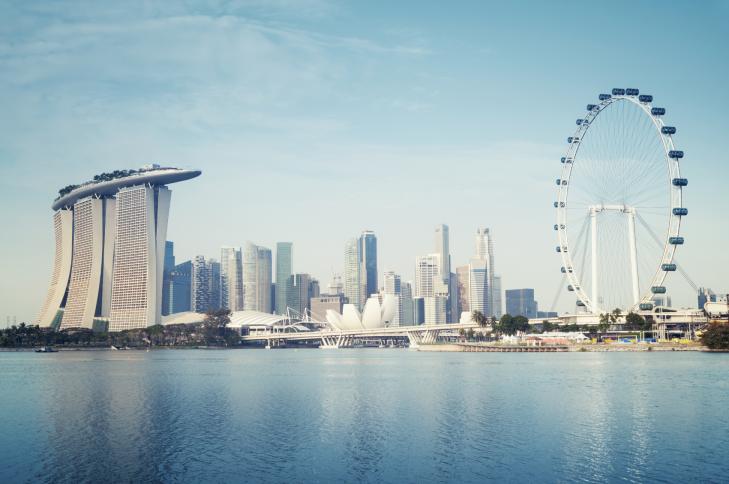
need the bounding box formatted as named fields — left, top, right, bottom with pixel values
left=701, top=323, right=729, bottom=350
left=496, top=314, right=530, bottom=336
left=471, top=310, right=488, bottom=328
left=202, top=309, right=232, bottom=346
left=610, top=308, right=622, bottom=325
left=624, top=312, right=650, bottom=331
left=598, top=313, right=611, bottom=333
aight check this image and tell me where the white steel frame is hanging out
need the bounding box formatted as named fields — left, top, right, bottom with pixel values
left=556, top=94, right=684, bottom=314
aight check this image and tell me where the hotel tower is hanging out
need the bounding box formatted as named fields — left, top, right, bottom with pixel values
left=36, top=165, right=200, bottom=332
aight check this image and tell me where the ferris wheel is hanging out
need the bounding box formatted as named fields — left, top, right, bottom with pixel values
left=555, top=88, right=686, bottom=314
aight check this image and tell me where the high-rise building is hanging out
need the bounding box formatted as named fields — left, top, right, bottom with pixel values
left=257, top=247, right=273, bottom=313
left=449, top=272, right=459, bottom=323
left=505, top=288, right=538, bottom=319
left=424, top=296, right=447, bottom=324
left=475, top=227, right=496, bottom=317
left=328, top=273, right=343, bottom=295
left=360, top=230, right=378, bottom=298
left=243, top=242, right=272, bottom=312
left=171, top=260, right=192, bottom=314
left=208, top=259, right=221, bottom=310
left=400, top=281, right=414, bottom=326
left=415, top=254, right=440, bottom=298
left=288, top=273, right=316, bottom=314
left=413, top=296, right=425, bottom=325
left=434, top=224, right=450, bottom=283
left=191, top=255, right=210, bottom=313
left=456, top=265, right=470, bottom=314
left=492, top=275, right=503, bottom=318
left=37, top=165, right=200, bottom=331
left=383, top=271, right=402, bottom=326
left=220, top=246, right=243, bottom=311
left=344, top=238, right=365, bottom=310
left=468, top=258, right=489, bottom=316
left=275, top=242, right=293, bottom=314
left=162, top=241, right=175, bottom=316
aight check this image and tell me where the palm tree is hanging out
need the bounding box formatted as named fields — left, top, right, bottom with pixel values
left=471, top=310, right=488, bottom=328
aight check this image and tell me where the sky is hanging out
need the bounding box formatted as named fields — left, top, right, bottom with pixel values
left=1, top=0, right=728, bottom=325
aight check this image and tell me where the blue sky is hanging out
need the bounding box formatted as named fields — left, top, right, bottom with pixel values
left=1, top=0, right=728, bottom=324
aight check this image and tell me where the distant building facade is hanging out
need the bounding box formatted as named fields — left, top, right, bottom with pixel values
left=505, top=288, right=538, bottom=319
left=220, top=246, right=243, bottom=311
left=310, top=294, right=345, bottom=322
left=171, top=260, right=192, bottom=314
left=275, top=242, right=293, bottom=314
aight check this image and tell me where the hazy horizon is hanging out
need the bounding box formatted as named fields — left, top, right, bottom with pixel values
left=2, top=1, right=728, bottom=325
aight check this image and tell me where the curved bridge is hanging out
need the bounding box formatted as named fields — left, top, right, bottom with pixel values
left=241, top=322, right=481, bottom=349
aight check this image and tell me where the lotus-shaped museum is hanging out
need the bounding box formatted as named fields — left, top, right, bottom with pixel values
left=325, top=294, right=397, bottom=330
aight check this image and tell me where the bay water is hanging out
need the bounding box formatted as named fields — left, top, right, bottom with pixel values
left=1, top=349, right=728, bottom=482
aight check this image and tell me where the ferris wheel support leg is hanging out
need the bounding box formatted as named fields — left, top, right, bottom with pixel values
left=590, top=208, right=599, bottom=314
left=627, top=209, right=640, bottom=305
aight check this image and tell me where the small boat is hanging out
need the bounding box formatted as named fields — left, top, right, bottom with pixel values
left=35, top=346, right=58, bottom=353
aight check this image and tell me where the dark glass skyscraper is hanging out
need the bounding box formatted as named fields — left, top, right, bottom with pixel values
left=360, top=231, right=377, bottom=298
left=171, top=260, right=192, bottom=314
left=505, top=288, right=538, bottom=319
left=162, top=241, right=175, bottom=316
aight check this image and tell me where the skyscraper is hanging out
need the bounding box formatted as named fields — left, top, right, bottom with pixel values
left=162, top=241, right=175, bottom=316
left=191, top=255, right=210, bottom=313
left=434, top=224, right=450, bottom=283
left=456, top=265, right=470, bottom=314
left=505, top=288, right=538, bottom=319
left=400, top=281, right=414, bottom=326
left=208, top=259, right=221, bottom=310
left=493, top=275, right=503, bottom=318
left=288, top=273, right=316, bottom=314
left=415, top=254, right=440, bottom=298
left=220, top=246, right=243, bottom=311
left=37, top=165, right=200, bottom=331
left=344, top=238, right=365, bottom=310
left=257, top=247, right=273, bottom=313
left=475, top=227, right=496, bottom=317
left=243, top=242, right=272, bottom=312
left=275, top=242, right=293, bottom=314
left=171, top=260, right=192, bottom=314
left=360, top=230, right=378, bottom=298
left=383, top=270, right=402, bottom=326
left=468, top=258, right=489, bottom=315
left=328, top=273, right=343, bottom=295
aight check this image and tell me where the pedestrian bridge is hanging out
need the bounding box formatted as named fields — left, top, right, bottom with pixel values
left=241, top=322, right=481, bottom=349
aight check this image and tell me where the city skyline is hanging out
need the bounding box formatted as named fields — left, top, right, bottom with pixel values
left=2, top=1, right=728, bottom=324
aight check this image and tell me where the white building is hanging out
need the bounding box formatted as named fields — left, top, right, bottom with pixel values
left=424, top=296, right=447, bottom=324
left=243, top=242, right=273, bottom=313
left=415, top=253, right=440, bottom=298
left=220, top=246, right=243, bottom=311
left=344, top=238, right=365, bottom=310
left=383, top=270, right=402, bottom=326
left=468, top=258, right=489, bottom=316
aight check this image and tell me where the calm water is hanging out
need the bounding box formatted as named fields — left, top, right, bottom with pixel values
left=1, top=349, right=729, bottom=483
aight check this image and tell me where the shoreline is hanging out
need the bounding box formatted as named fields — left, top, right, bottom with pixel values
left=0, top=344, right=716, bottom=353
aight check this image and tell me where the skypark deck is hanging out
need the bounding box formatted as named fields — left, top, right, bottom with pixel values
left=52, top=167, right=201, bottom=210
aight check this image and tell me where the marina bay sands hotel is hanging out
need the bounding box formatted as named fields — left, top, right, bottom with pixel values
left=36, top=165, right=200, bottom=332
